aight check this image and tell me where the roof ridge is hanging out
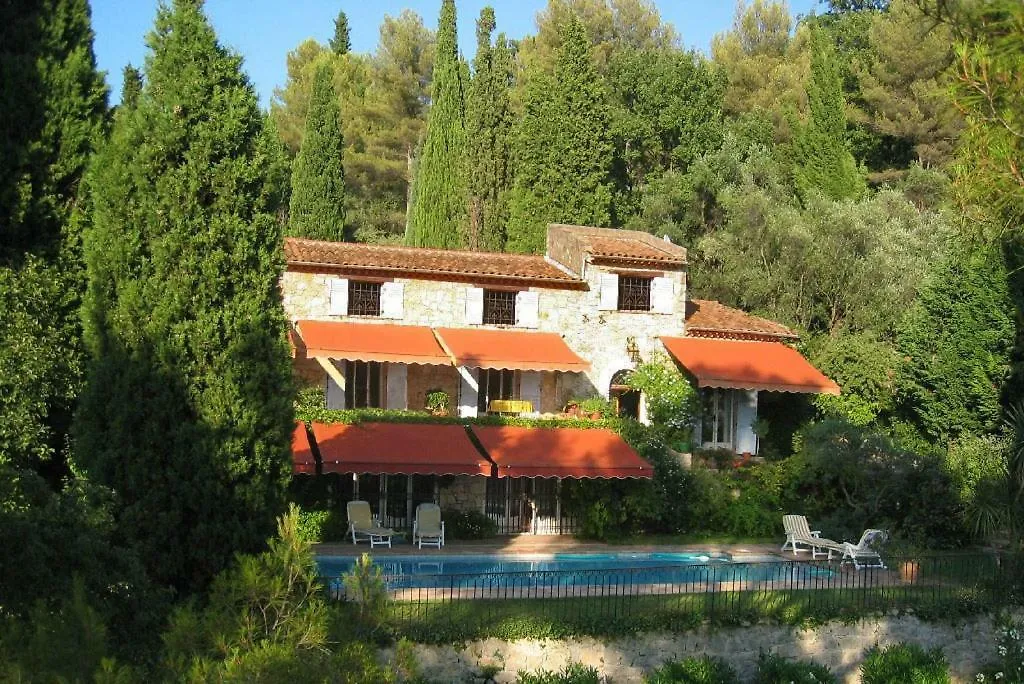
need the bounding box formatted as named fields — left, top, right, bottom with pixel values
left=283, top=236, right=550, bottom=261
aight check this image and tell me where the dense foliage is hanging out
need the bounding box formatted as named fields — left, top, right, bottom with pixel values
left=860, top=643, right=950, bottom=684
left=77, top=0, right=294, bottom=595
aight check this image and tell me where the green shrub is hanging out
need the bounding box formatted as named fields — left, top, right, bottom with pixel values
left=645, top=656, right=739, bottom=684
left=976, top=618, right=1024, bottom=684
left=755, top=652, right=836, bottom=683
left=516, top=662, right=600, bottom=683
left=296, top=508, right=347, bottom=543
left=443, top=509, right=497, bottom=539
left=342, top=553, right=390, bottom=636
left=860, top=643, right=950, bottom=684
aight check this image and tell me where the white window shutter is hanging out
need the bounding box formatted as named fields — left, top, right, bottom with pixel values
left=465, top=287, right=484, bottom=324
left=328, top=278, right=348, bottom=316
left=380, top=282, right=404, bottom=319
left=515, top=291, right=539, bottom=328
left=598, top=273, right=618, bottom=310
left=651, top=276, right=675, bottom=314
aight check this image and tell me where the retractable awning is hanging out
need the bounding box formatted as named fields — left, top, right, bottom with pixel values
left=434, top=328, right=590, bottom=372
left=660, top=336, right=840, bottom=395
left=294, top=320, right=451, bottom=365
left=292, top=422, right=316, bottom=475
left=313, top=422, right=493, bottom=476
left=470, top=426, right=653, bottom=479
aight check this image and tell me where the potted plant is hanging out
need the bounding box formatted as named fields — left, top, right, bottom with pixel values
left=425, top=389, right=450, bottom=417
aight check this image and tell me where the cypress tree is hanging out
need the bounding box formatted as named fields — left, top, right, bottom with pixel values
left=330, top=9, right=351, bottom=56
left=792, top=28, right=865, bottom=201
left=506, top=15, right=614, bottom=254
left=121, top=64, right=143, bottom=110
left=77, top=0, right=294, bottom=594
left=407, top=0, right=467, bottom=248
left=289, top=63, right=346, bottom=241
left=0, top=0, right=107, bottom=471
left=466, top=7, right=514, bottom=251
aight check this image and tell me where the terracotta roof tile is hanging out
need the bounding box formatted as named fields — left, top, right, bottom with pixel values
left=284, top=237, right=583, bottom=287
left=548, top=224, right=687, bottom=266
left=685, top=299, right=797, bottom=340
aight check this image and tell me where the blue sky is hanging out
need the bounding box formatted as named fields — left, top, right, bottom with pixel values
left=91, top=0, right=821, bottom=108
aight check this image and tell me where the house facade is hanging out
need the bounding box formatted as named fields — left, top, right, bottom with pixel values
left=285, top=224, right=838, bottom=534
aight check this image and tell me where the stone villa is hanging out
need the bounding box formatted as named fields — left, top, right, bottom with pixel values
left=287, top=224, right=838, bottom=534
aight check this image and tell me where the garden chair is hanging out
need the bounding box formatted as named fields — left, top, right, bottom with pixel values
left=840, top=529, right=888, bottom=570
left=412, top=503, right=445, bottom=549
left=781, top=514, right=843, bottom=559
left=346, top=500, right=394, bottom=548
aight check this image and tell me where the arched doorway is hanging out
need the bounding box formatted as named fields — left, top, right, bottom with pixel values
left=609, top=369, right=640, bottom=419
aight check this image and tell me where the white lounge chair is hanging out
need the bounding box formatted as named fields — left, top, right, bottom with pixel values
left=840, top=529, right=888, bottom=570
left=413, top=503, right=445, bottom=549
left=781, top=514, right=843, bottom=560
left=346, top=500, right=394, bottom=548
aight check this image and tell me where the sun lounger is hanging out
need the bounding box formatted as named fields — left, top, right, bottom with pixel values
left=412, top=503, right=445, bottom=549
left=781, top=514, right=843, bottom=559
left=840, top=528, right=887, bottom=570
left=346, top=500, right=394, bottom=548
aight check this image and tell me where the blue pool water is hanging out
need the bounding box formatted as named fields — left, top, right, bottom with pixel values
left=318, top=553, right=829, bottom=590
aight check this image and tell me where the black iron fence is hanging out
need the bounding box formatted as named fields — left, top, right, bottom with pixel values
left=326, top=553, right=1010, bottom=641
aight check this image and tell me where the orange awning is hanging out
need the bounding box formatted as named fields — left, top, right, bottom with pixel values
left=434, top=328, right=590, bottom=372
left=312, top=422, right=493, bottom=476
left=471, top=426, right=653, bottom=479
left=294, top=320, right=450, bottom=365
left=660, top=337, right=840, bottom=395
left=292, top=422, right=316, bottom=475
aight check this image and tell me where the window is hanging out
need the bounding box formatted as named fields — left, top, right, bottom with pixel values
left=347, top=280, right=381, bottom=316
left=345, top=360, right=382, bottom=408
left=483, top=289, right=516, bottom=325
left=617, top=276, right=652, bottom=311
left=701, top=388, right=736, bottom=450
left=477, top=368, right=517, bottom=413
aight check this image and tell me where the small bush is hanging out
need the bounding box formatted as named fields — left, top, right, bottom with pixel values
left=860, top=643, right=950, bottom=684
left=296, top=508, right=347, bottom=543
left=443, top=509, right=497, bottom=539
left=645, top=656, right=739, bottom=684
left=755, top=652, right=836, bottom=683
left=516, top=662, right=600, bottom=684
left=342, top=553, right=390, bottom=635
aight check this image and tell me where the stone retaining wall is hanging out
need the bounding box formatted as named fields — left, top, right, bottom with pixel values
left=386, top=613, right=1018, bottom=683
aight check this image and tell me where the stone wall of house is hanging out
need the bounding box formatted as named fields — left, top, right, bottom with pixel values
left=407, top=364, right=461, bottom=414
left=385, top=613, right=1016, bottom=683
left=282, top=258, right=686, bottom=408
left=438, top=475, right=487, bottom=513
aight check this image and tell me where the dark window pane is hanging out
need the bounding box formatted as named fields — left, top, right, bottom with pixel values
left=483, top=289, right=516, bottom=325
left=345, top=360, right=381, bottom=408
left=617, top=276, right=652, bottom=311
left=369, top=361, right=381, bottom=407
left=348, top=280, right=381, bottom=316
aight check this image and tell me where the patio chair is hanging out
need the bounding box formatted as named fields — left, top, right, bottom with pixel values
left=781, top=514, right=843, bottom=560
left=412, top=503, right=445, bottom=549
left=840, top=529, right=888, bottom=570
left=346, top=500, right=394, bottom=549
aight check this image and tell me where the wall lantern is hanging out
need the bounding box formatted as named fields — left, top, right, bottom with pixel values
left=625, top=336, right=641, bottom=364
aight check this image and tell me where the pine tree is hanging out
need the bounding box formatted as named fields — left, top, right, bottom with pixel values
left=0, top=0, right=107, bottom=470
left=77, top=0, right=294, bottom=594
left=506, top=15, right=614, bottom=254
left=792, top=28, right=865, bottom=201
left=330, top=9, right=351, bottom=55
left=289, top=63, right=346, bottom=241
left=466, top=7, right=514, bottom=251
left=406, top=0, right=467, bottom=248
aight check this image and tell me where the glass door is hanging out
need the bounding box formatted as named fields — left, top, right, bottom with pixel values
left=701, top=388, right=737, bottom=451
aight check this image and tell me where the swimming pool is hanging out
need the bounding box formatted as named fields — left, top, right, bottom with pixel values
left=318, top=552, right=831, bottom=591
